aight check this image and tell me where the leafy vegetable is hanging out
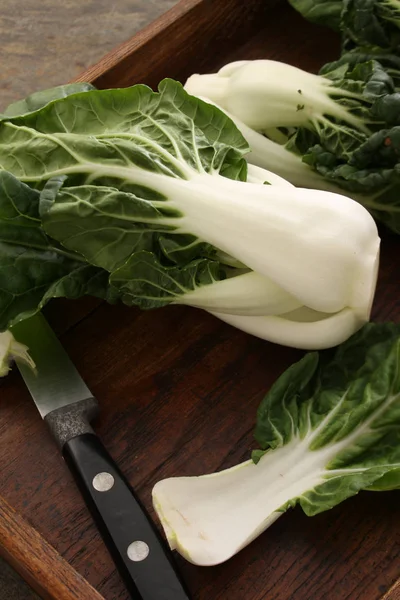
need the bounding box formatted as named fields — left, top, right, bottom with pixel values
left=0, top=171, right=117, bottom=330
left=185, top=60, right=368, bottom=133
left=185, top=59, right=400, bottom=232
left=1, top=83, right=96, bottom=118
left=0, top=79, right=380, bottom=349
left=152, top=322, right=400, bottom=566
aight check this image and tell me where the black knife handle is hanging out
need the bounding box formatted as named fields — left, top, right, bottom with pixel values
left=63, top=433, right=191, bottom=600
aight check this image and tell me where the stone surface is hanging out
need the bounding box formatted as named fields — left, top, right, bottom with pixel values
left=0, top=0, right=178, bottom=110
left=0, top=1, right=177, bottom=597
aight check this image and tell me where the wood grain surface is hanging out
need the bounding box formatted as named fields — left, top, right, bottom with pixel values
left=0, top=496, right=104, bottom=600
left=0, top=1, right=399, bottom=600
left=75, top=0, right=281, bottom=90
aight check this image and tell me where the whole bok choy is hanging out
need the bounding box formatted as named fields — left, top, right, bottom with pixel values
left=184, top=59, right=400, bottom=233
left=0, top=79, right=380, bottom=350
left=152, top=323, right=400, bottom=566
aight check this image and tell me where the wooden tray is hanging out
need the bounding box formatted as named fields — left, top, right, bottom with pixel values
left=1, top=1, right=400, bottom=599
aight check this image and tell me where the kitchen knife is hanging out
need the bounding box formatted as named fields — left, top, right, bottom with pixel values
left=11, top=313, right=191, bottom=600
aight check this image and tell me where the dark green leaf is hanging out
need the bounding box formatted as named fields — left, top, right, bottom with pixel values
left=110, top=250, right=223, bottom=309
left=342, top=0, right=400, bottom=52
left=253, top=323, right=400, bottom=516
left=321, top=51, right=400, bottom=88
left=371, top=92, right=400, bottom=124
left=0, top=172, right=118, bottom=329
left=287, top=0, right=343, bottom=31
left=322, top=59, right=395, bottom=100
left=40, top=179, right=176, bottom=273
left=254, top=352, right=319, bottom=449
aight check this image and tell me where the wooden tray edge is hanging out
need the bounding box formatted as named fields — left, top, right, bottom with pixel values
left=73, top=0, right=279, bottom=88
left=74, top=0, right=205, bottom=85
left=0, top=494, right=104, bottom=600
left=4, top=0, right=398, bottom=598
left=382, top=578, right=400, bottom=600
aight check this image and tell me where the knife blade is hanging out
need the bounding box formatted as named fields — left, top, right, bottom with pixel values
left=11, top=313, right=191, bottom=600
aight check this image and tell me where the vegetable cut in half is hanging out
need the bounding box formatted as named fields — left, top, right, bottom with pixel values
left=153, top=323, right=400, bottom=566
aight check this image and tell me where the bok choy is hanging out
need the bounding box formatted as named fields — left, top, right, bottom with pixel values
left=0, top=79, right=380, bottom=350
left=185, top=59, right=400, bottom=233
left=152, top=322, right=400, bottom=566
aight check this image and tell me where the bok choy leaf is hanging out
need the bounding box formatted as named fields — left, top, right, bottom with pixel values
left=153, top=323, right=400, bottom=566
left=0, top=171, right=118, bottom=330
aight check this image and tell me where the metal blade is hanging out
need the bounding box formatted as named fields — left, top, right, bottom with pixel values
left=11, top=313, right=95, bottom=418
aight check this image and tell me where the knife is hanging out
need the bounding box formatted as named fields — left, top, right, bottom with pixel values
left=11, top=313, right=191, bottom=600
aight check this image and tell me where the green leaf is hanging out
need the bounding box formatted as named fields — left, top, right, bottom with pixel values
left=110, top=250, right=222, bottom=309
left=0, top=79, right=248, bottom=184
left=151, top=323, right=400, bottom=566
left=371, top=92, right=400, bottom=125
left=287, top=0, right=343, bottom=31
left=254, top=323, right=400, bottom=516
left=342, top=0, right=400, bottom=52
left=254, top=352, right=319, bottom=449
left=0, top=80, right=248, bottom=273
left=2, top=83, right=96, bottom=118
left=316, top=124, right=367, bottom=161
left=0, top=171, right=118, bottom=330
left=321, top=51, right=400, bottom=88
left=40, top=181, right=175, bottom=272
left=322, top=58, right=395, bottom=101
left=299, top=123, right=400, bottom=233
left=157, top=233, right=216, bottom=265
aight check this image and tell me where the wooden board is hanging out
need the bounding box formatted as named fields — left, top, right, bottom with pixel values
left=1, top=0, right=399, bottom=599
left=0, top=496, right=104, bottom=600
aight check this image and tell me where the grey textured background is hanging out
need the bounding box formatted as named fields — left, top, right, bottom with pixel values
left=0, top=1, right=177, bottom=597
left=0, top=0, right=178, bottom=110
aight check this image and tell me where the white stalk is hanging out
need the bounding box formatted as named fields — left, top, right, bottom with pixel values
left=185, top=60, right=367, bottom=132
left=152, top=426, right=369, bottom=566
left=34, top=155, right=379, bottom=326
left=162, top=173, right=380, bottom=316
left=153, top=377, right=400, bottom=567
left=245, top=127, right=329, bottom=188
left=176, top=271, right=302, bottom=316
left=192, top=95, right=359, bottom=194
left=210, top=306, right=364, bottom=350
left=246, top=163, right=295, bottom=187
